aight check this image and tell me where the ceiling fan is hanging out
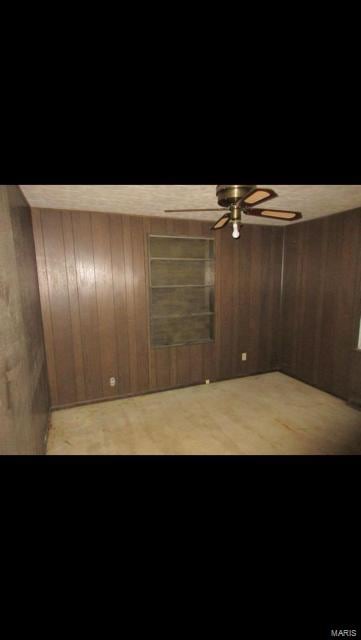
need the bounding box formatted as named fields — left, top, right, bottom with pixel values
left=165, top=185, right=302, bottom=239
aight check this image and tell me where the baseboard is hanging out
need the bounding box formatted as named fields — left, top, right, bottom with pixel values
left=279, top=367, right=348, bottom=402
left=347, top=396, right=361, bottom=410
left=50, top=368, right=281, bottom=411
left=51, top=380, right=208, bottom=411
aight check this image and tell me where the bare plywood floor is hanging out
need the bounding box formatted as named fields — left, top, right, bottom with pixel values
left=46, top=373, right=361, bottom=455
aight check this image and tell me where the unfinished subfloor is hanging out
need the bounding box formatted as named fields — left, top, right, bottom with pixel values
left=46, top=372, right=361, bottom=455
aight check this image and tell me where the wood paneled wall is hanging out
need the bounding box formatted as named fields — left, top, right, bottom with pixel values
left=281, top=209, right=361, bottom=400
left=32, top=208, right=283, bottom=408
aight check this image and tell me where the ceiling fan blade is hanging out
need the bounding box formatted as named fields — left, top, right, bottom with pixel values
left=210, top=213, right=230, bottom=230
left=244, top=208, right=302, bottom=221
left=238, top=188, right=278, bottom=207
left=164, top=208, right=226, bottom=213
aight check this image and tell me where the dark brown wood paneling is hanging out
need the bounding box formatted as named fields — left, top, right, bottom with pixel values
left=33, top=208, right=284, bottom=408
left=40, top=210, right=77, bottom=406
left=91, top=212, right=119, bottom=397
left=349, top=352, right=361, bottom=405
left=72, top=211, right=103, bottom=400
left=216, top=223, right=230, bottom=379
left=121, top=215, right=140, bottom=393
left=110, top=214, right=131, bottom=396
left=216, top=224, right=283, bottom=381
left=281, top=209, right=361, bottom=400
left=249, top=227, right=265, bottom=372
left=131, top=216, right=150, bottom=392
left=62, top=211, right=86, bottom=402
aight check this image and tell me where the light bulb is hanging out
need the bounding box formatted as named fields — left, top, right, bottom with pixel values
left=232, top=221, right=240, bottom=239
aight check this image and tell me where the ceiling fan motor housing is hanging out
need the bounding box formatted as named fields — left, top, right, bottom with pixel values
left=216, top=185, right=256, bottom=209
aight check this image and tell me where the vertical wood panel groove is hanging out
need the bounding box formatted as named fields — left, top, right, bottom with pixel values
left=110, top=214, right=131, bottom=395
left=60, top=212, right=79, bottom=396
left=123, top=216, right=138, bottom=392
left=90, top=212, right=102, bottom=389
left=72, top=211, right=102, bottom=399
left=63, top=211, right=86, bottom=400
left=42, top=210, right=77, bottom=404
left=108, top=214, right=121, bottom=391
left=41, top=210, right=59, bottom=405
left=70, top=211, right=87, bottom=398
left=281, top=209, right=361, bottom=400
left=33, top=209, right=284, bottom=407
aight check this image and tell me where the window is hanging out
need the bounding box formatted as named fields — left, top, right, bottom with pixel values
left=149, top=235, right=215, bottom=348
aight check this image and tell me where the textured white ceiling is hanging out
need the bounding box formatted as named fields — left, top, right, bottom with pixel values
left=20, top=185, right=361, bottom=225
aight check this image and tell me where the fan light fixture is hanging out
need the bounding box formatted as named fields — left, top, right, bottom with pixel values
left=164, top=186, right=302, bottom=239
left=243, top=189, right=275, bottom=205
left=260, top=210, right=298, bottom=219
left=232, top=221, right=241, bottom=239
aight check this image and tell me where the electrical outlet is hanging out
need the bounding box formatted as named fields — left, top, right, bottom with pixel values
left=109, top=377, right=116, bottom=387
left=241, top=353, right=247, bottom=361
left=205, top=379, right=210, bottom=385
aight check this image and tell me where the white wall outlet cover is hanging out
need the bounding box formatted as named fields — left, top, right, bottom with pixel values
left=109, top=377, right=116, bottom=387
left=242, top=353, right=247, bottom=361
left=205, top=379, right=210, bottom=384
